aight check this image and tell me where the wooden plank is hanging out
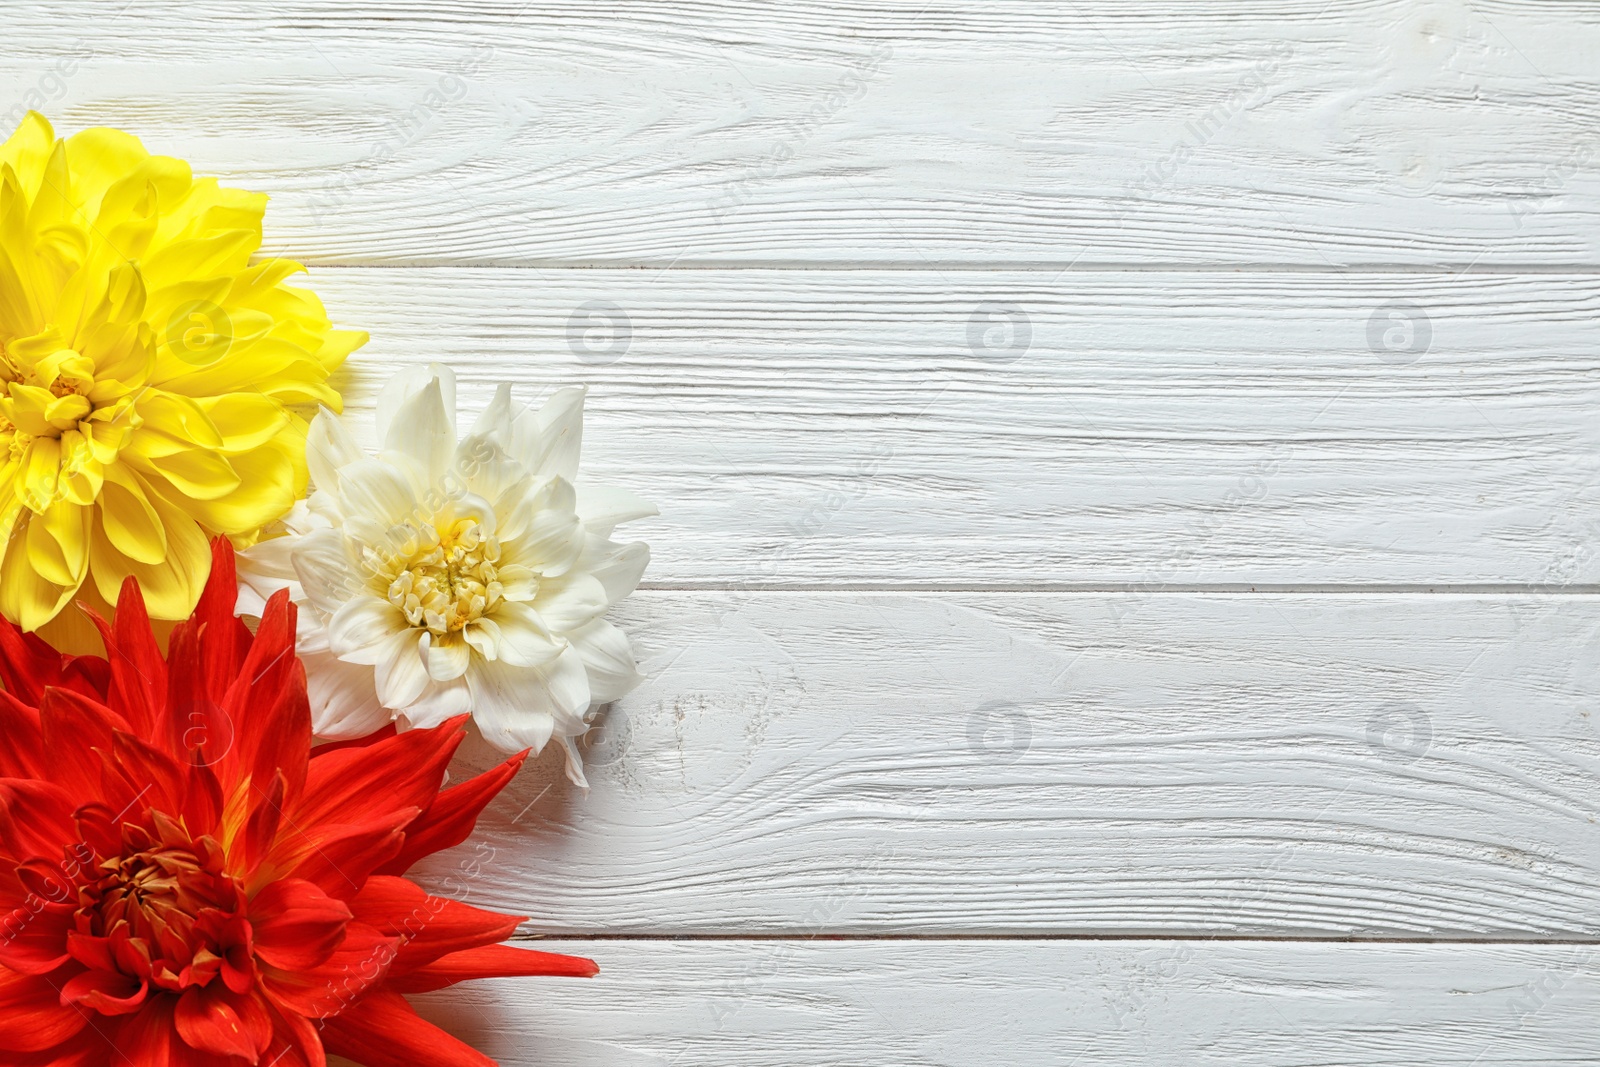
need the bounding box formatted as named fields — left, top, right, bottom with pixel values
left=400, top=940, right=1600, bottom=1066
left=308, top=267, right=1600, bottom=586
left=410, top=590, right=1600, bottom=937
left=15, top=0, right=1600, bottom=266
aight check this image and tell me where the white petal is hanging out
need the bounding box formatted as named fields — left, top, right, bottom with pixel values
left=235, top=534, right=300, bottom=616
left=299, top=649, right=392, bottom=739
left=540, top=645, right=594, bottom=728
left=374, top=629, right=432, bottom=708
left=501, top=478, right=581, bottom=576
left=468, top=657, right=557, bottom=754
left=469, top=382, right=515, bottom=440
left=290, top=529, right=361, bottom=618
left=558, top=735, right=590, bottom=789
left=383, top=375, right=456, bottom=488
left=456, top=434, right=529, bottom=508
left=533, top=571, right=608, bottom=632
left=462, top=617, right=500, bottom=659
left=327, top=597, right=407, bottom=659
left=569, top=618, right=644, bottom=704
left=582, top=538, right=650, bottom=605
left=511, top=386, right=585, bottom=481
left=575, top=483, right=657, bottom=538
left=375, top=363, right=456, bottom=444
left=305, top=406, right=364, bottom=495
left=396, top=675, right=473, bottom=729
left=337, top=458, right=420, bottom=529
left=489, top=602, right=562, bottom=667
left=422, top=630, right=473, bottom=681
left=467, top=646, right=591, bottom=754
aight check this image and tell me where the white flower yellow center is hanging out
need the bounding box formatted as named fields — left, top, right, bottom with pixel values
left=369, top=516, right=505, bottom=635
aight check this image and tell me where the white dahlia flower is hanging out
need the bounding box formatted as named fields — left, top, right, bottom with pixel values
left=237, top=364, right=654, bottom=785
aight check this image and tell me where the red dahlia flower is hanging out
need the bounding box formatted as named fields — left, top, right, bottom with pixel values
left=0, top=538, right=595, bottom=1066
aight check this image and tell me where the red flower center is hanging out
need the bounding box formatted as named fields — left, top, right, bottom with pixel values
left=61, top=813, right=256, bottom=1015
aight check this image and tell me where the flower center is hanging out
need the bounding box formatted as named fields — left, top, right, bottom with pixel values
left=371, top=517, right=506, bottom=635
left=72, top=817, right=251, bottom=995
left=0, top=326, right=99, bottom=438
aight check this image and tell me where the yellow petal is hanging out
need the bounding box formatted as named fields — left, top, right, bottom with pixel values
left=156, top=433, right=300, bottom=536
left=88, top=490, right=209, bottom=620
left=25, top=499, right=88, bottom=587
left=0, top=112, right=55, bottom=198
left=18, top=437, right=60, bottom=511
left=130, top=390, right=224, bottom=451
left=140, top=447, right=242, bottom=502
left=98, top=466, right=166, bottom=565
left=194, top=392, right=292, bottom=452
left=0, top=514, right=77, bottom=631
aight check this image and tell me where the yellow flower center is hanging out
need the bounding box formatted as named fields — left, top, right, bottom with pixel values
left=0, top=325, right=138, bottom=512
left=0, top=327, right=101, bottom=438
left=370, top=517, right=506, bottom=635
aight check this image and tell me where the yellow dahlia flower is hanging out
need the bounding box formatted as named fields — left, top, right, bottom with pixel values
left=0, top=112, right=363, bottom=642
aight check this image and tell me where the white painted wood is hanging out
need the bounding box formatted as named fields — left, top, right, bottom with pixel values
left=15, top=0, right=1600, bottom=266
left=308, top=268, right=1600, bottom=587
left=412, top=590, right=1600, bottom=937
left=402, top=940, right=1600, bottom=1066
left=15, top=6, right=1600, bottom=1061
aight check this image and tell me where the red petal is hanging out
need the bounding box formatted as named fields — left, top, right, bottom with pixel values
left=0, top=779, right=76, bottom=861
left=174, top=985, right=258, bottom=1061
left=310, top=724, right=396, bottom=758
left=0, top=613, right=106, bottom=700
left=99, top=732, right=187, bottom=825
left=249, top=878, right=353, bottom=972
left=191, top=538, right=252, bottom=705
left=219, top=591, right=310, bottom=807
left=0, top=889, right=75, bottom=975
left=162, top=621, right=214, bottom=765
left=84, top=576, right=167, bottom=736
left=0, top=616, right=50, bottom=702
left=386, top=943, right=599, bottom=994
left=238, top=770, right=285, bottom=879
left=319, top=989, right=494, bottom=1067
left=261, top=920, right=397, bottom=1019
left=112, top=998, right=226, bottom=1066
left=261, top=1000, right=327, bottom=1067
left=377, top=751, right=527, bottom=877
left=349, top=876, right=520, bottom=973
left=0, top=691, right=45, bottom=778
left=295, top=717, right=466, bottom=841
left=60, top=968, right=147, bottom=1016
left=37, top=687, right=129, bottom=799
left=5, top=1027, right=106, bottom=1066
left=0, top=965, right=89, bottom=1051
left=264, top=806, right=416, bottom=901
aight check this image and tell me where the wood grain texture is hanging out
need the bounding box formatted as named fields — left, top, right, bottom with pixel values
left=308, top=267, right=1600, bottom=587
left=408, top=590, right=1600, bottom=937
left=13, top=0, right=1600, bottom=266
left=403, top=941, right=1600, bottom=1066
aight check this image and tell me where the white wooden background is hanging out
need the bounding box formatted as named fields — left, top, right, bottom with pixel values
left=19, top=1, right=1600, bottom=1062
